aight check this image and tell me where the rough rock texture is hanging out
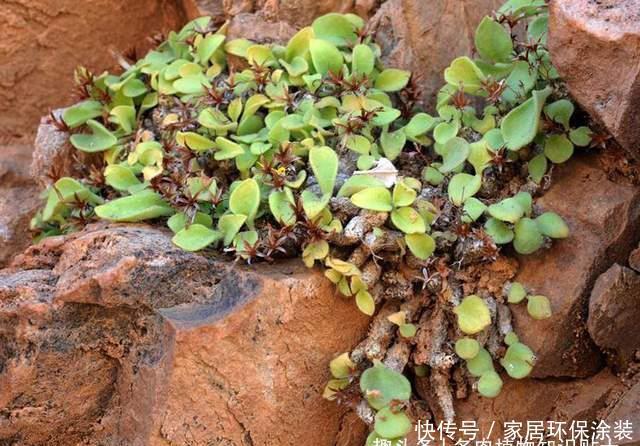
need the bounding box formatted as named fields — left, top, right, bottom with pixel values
left=455, top=370, right=622, bottom=439
left=549, top=0, right=640, bottom=158
left=194, top=0, right=379, bottom=29
left=629, top=246, right=640, bottom=273
left=369, top=0, right=503, bottom=109
left=606, top=380, right=640, bottom=446
left=0, top=0, right=194, bottom=142
left=512, top=155, right=640, bottom=378
left=0, top=224, right=370, bottom=445
left=0, top=145, right=40, bottom=267
left=588, top=264, right=640, bottom=372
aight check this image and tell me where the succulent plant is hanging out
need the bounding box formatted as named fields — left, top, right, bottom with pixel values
left=30, top=0, right=590, bottom=429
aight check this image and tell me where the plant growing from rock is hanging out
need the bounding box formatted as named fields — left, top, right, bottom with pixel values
left=31, top=0, right=593, bottom=442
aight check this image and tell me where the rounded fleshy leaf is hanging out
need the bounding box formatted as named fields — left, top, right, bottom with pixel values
left=444, top=57, right=486, bottom=93
left=501, top=87, right=552, bottom=151
left=477, top=370, right=503, bottom=398
left=229, top=178, right=261, bottom=224
left=375, top=69, right=411, bottom=92
left=309, top=39, right=343, bottom=75
left=455, top=337, right=480, bottom=360
left=351, top=187, right=393, bottom=212
left=95, top=190, right=174, bottom=222
left=330, top=352, right=355, bottom=379
left=172, top=224, right=222, bottom=251
left=475, top=16, right=513, bottom=63
left=391, top=207, right=426, bottom=234
left=466, top=348, right=494, bottom=377
left=569, top=126, right=592, bottom=147
left=360, top=363, right=411, bottom=410
left=500, top=342, right=536, bottom=379
left=528, top=153, right=548, bottom=183
left=454, top=295, right=492, bottom=335
left=404, top=233, right=435, bottom=260
left=513, top=217, right=544, bottom=254
left=439, top=137, right=470, bottom=173
left=356, top=290, right=375, bottom=316
left=484, top=217, right=514, bottom=244
left=352, top=44, right=375, bottom=76
left=488, top=197, right=524, bottom=223
left=535, top=212, right=569, bottom=239
left=374, top=407, right=412, bottom=439
left=527, top=295, right=552, bottom=320
left=507, top=281, right=527, bottom=304
left=70, top=119, right=118, bottom=153
left=309, top=146, right=339, bottom=195
left=544, top=134, right=574, bottom=164
left=312, top=13, right=356, bottom=46
left=448, top=173, right=481, bottom=206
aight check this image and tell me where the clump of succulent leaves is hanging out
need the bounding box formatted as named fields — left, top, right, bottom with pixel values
left=32, top=0, right=592, bottom=442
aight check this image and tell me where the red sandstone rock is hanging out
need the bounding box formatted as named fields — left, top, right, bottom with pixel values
left=0, top=145, right=40, bottom=267
left=606, top=380, right=640, bottom=446
left=0, top=0, right=193, bottom=141
left=588, top=264, right=640, bottom=372
left=549, top=0, right=640, bottom=158
left=0, top=224, right=370, bottom=445
left=368, top=0, right=503, bottom=109
left=629, top=247, right=640, bottom=273
left=513, top=155, right=640, bottom=378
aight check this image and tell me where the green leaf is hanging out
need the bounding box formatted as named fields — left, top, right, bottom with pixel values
left=309, top=146, right=339, bottom=195
left=404, top=113, right=436, bottom=138
left=454, top=295, right=492, bottom=335
left=439, top=137, right=470, bottom=173
left=214, top=136, right=245, bottom=160
left=309, top=39, right=343, bottom=76
left=544, top=99, right=574, bottom=130
left=62, top=100, right=103, bottom=128
left=269, top=189, right=296, bottom=226
left=463, top=197, right=487, bottom=222
left=345, top=134, right=371, bottom=155
left=475, top=17, right=513, bottom=63
left=312, top=13, right=356, bottom=46
left=513, top=217, right=544, bottom=254
left=433, top=120, right=460, bottom=145
left=500, top=342, right=535, bottom=379
left=444, top=57, right=486, bottom=93
left=42, top=177, right=103, bottom=221
left=544, top=134, right=574, bottom=164
left=374, top=407, right=412, bottom=439
left=338, top=175, right=385, bottom=197
left=104, top=164, right=141, bottom=191
left=488, top=197, right=525, bottom=223
left=528, top=153, right=548, bottom=183
left=507, top=282, right=527, bottom=304
left=329, top=352, right=355, bottom=379
left=360, top=363, right=411, bottom=410
left=448, top=173, right=481, bottom=206
left=356, top=290, right=375, bottom=316
left=380, top=129, right=406, bottom=160
left=399, top=323, right=417, bottom=338
left=477, top=370, right=503, bottom=398
left=569, top=126, right=592, bottom=147
left=513, top=191, right=532, bottom=216
left=197, top=34, right=225, bottom=63
left=167, top=212, right=212, bottom=233
left=405, top=233, right=435, bottom=260
left=466, top=348, right=494, bottom=377
left=455, top=337, right=480, bottom=360
left=392, top=181, right=417, bottom=208
left=109, top=105, right=136, bottom=134
left=535, top=212, right=569, bottom=238
left=351, top=187, right=393, bottom=212
left=501, top=87, right=552, bottom=150
left=375, top=69, right=411, bottom=92
left=527, top=295, right=552, bottom=319
left=177, top=131, right=216, bottom=152
left=94, top=190, right=174, bottom=222
left=218, top=214, right=247, bottom=246
left=484, top=218, right=514, bottom=244
left=229, top=178, right=261, bottom=224
left=69, top=119, right=118, bottom=152
left=391, top=207, right=425, bottom=234
left=172, top=224, right=222, bottom=251
left=285, top=27, right=314, bottom=61
left=352, top=44, right=375, bottom=76
left=301, top=190, right=330, bottom=220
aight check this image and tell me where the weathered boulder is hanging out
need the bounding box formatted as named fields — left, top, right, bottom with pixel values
left=512, top=155, right=640, bottom=378
left=605, top=380, right=640, bottom=446
left=455, top=369, right=622, bottom=439
left=0, top=145, right=40, bottom=267
left=0, top=224, right=370, bottom=445
left=369, top=0, right=503, bottom=109
left=549, top=0, right=640, bottom=158
left=193, top=0, right=379, bottom=28
left=0, top=0, right=194, bottom=141
left=588, top=264, right=640, bottom=372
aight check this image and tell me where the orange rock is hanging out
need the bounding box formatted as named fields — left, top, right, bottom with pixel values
left=549, top=0, right=640, bottom=159
left=513, top=155, right=640, bottom=378
left=0, top=225, right=370, bottom=445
